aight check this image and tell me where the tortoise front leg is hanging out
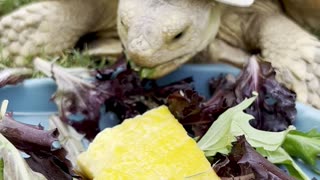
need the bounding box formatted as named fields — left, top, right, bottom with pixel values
left=252, top=15, right=320, bottom=107
left=207, top=38, right=251, bottom=67
left=85, top=38, right=122, bottom=60
left=0, top=0, right=118, bottom=67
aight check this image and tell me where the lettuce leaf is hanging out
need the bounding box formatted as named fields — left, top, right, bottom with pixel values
left=168, top=56, right=297, bottom=138
left=34, top=56, right=194, bottom=140
left=282, top=129, right=320, bottom=174
left=197, top=96, right=308, bottom=179
left=0, top=113, right=60, bottom=153
left=48, top=115, right=86, bottom=167
left=197, top=96, right=256, bottom=155
left=211, top=56, right=296, bottom=132
left=0, top=68, right=32, bottom=88
left=0, top=134, right=46, bottom=180
left=197, top=95, right=293, bottom=156
left=257, top=147, right=309, bottom=180
left=214, top=136, right=295, bottom=180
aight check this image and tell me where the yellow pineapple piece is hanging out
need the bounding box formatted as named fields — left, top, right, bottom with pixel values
left=77, top=105, right=220, bottom=180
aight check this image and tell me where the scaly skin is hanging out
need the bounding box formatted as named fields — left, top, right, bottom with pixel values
left=114, top=0, right=320, bottom=108
left=118, top=0, right=221, bottom=77
left=0, top=0, right=118, bottom=66
left=1, top=0, right=320, bottom=108
left=214, top=0, right=320, bottom=107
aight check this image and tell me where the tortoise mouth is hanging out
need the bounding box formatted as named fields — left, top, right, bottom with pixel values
left=131, top=53, right=193, bottom=79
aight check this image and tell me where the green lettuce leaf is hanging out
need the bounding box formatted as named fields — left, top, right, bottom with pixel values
left=256, top=147, right=309, bottom=180
left=197, top=95, right=308, bottom=179
left=197, top=96, right=256, bottom=155
left=197, top=95, right=293, bottom=156
left=282, top=129, right=320, bottom=174
left=257, top=147, right=309, bottom=180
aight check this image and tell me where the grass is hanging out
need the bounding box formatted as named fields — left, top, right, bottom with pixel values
left=31, top=50, right=114, bottom=78
left=0, top=0, right=37, bottom=15
left=0, top=0, right=116, bottom=75
left=0, top=47, right=115, bottom=78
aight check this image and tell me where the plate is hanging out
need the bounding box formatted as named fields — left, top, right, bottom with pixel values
left=1, top=64, right=320, bottom=179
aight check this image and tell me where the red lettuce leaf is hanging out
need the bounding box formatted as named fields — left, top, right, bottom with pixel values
left=34, top=57, right=110, bottom=140
left=34, top=55, right=194, bottom=140
left=214, top=136, right=295, bottom=180
left=234, top=57, right=296, bottom=131
left=26, top=150, right=79, bottom=180
left=0, top=113, right=60, bottom=153
left=167, top=56, right=296, bottom=137
left=0, top=113, right=77, bottom=179
left=0, top=68, right=32, bottom=88
left=99, top=66, right=194, bottom=121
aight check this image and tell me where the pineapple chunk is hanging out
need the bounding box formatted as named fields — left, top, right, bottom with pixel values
left=77, top=106, right=220, bottom=180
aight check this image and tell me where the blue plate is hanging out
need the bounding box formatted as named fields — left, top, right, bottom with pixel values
left=0, top=64, right=320, bottom=179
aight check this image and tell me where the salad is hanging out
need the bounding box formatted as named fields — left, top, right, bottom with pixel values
left=0, top=54, right=320, bottom=179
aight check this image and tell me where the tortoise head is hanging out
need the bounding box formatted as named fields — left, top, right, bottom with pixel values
left=117, top=0, right=254, bottom=78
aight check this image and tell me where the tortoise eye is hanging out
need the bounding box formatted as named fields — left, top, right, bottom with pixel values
left=173, top=31, right=184, bottom=40
left=172, top=27, right=189, bottom=42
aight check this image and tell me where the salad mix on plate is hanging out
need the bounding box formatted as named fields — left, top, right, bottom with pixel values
left=0, top=55, right=320, bottom=179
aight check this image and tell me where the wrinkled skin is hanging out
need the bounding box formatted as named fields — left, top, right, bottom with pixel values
left=1, top=0, right=320, bottom=108
left=0, top=0, right=119, bottom=65
left=118, top=0, right=221, bottom=77
left=213, top=0, right=320, bottom=107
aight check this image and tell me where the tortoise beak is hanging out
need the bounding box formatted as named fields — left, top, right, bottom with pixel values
left=140, top=53, right=192, bottom=79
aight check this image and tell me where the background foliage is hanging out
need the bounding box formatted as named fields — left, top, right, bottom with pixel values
left=0, top=0, right=37, bottom=15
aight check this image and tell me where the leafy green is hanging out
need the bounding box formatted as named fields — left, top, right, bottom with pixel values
left=209, top=56, right=296, bottom=132
left=197, top=95, right=308, bottom=179
left=33, top=57, right=103, bottom=139
left=214, top=136, right=295, bottom=180
left=282, top=129, right=320, bottom=174
left=32, top=50, right=109, bottom=78
left=231, top=109, right=294, bottom=152
left=0, top=134, right=46, bottom=180
left=257, top=147, right=309, bottom=180
left=197, top=95, right=293, bottom=156
left=128, top=60, right=155, bottom=78
left=168, top=56, right=296, bottom=139
left=51, top=50, right=108, bottom=69
left=0, top=68, right=33, bottom=88
left=0, top=112, right=61, bottom=153
left=49, top=115, right=86, bottom=167
left=197, top=96, right=256, bottom=155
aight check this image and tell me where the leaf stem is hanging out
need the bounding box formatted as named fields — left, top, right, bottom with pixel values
left=0, top=114, right=61, bottom=152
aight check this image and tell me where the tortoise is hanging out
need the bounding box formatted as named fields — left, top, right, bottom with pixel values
left=1, top=0, right=320, bottom=108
